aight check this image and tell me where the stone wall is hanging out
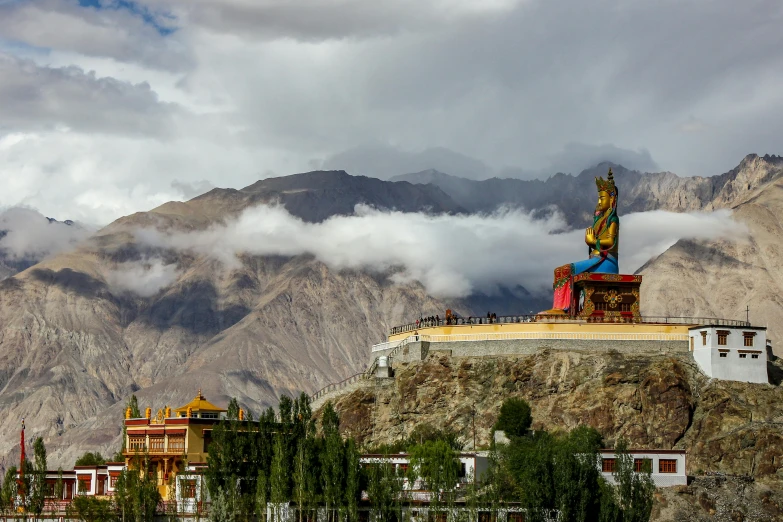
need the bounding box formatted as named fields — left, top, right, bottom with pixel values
left=383, top=338, right=689, bottom=366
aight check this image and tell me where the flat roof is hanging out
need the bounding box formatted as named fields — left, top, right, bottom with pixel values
left=688, top=325, right=766, bottom=331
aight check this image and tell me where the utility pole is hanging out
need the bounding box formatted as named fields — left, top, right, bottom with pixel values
left=746, top=305, right=750, bottom=324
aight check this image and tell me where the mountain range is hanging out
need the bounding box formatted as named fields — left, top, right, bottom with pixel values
left=0, top=153, right=781, bottom=468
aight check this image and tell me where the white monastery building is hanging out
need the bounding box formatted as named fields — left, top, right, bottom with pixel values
left=689, top=325, right=769, bottom=384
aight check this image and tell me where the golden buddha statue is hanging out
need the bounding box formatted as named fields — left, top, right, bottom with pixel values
left=550, top=168, right=620, bottom=312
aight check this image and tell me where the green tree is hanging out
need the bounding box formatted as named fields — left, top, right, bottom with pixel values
left=254, top=470, right=269, bottom=522
left=408, top=439, right=460, bottom=516
left=552, top=427, right=604, bottom=522
left=612, top=439, right=654, bottom=522
left=320, top=404, right=344, bottom=522
left=116, top=395, right=141, bottom=461
left=269, top=435, right=288, bottom=522
left=68, top=496, right=115, bottom=522
left=343, top=439, right=361, bottom=522
left=127, top=395, right=141, bottom=418
left=29, top=437, right=48, bottom=519
left=292, top=438, right=315, bottom=522
left=113, top=460, right=161, bottom=522
left=365, top=458, right=401, bottom=522
left=495, top=398, right=532, bottom=438
left=405, top=423, right=463, bottom=451
left=55, top=468, right=65, bottom=500
left=0, top=466, right=19, bottom=517
left=75, top=452, right=107, bottom=466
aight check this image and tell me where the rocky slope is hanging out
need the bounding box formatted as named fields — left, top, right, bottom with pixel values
left=640, top=155, right=783, bottom=351
left=324, top=349, right=783, bottom=521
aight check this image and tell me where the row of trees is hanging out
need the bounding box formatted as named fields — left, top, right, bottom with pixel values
left=205, top=393, right=362, bottom=522
left=0, top=436, right=49, bottom=520
left=0, top=394, right=655, bottom=522
left=486, top=398, right=654, bottom=522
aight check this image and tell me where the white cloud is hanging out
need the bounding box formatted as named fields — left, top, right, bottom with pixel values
left=104, top=259, right=181, bottom=297
left=133, top=204, right=748, bottom=298
left=0, top=206, right=92, bottom=261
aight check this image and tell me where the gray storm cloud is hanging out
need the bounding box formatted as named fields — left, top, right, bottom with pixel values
left=0, top=207, right=92, bottom=261
left=134, top=205, right=747, bottom=298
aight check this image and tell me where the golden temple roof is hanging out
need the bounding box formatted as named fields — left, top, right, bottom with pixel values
left=173, top=389, right=227, bottom=413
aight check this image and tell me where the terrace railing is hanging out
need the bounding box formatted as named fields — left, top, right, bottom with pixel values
left=390, top=315, right=750, bottom=335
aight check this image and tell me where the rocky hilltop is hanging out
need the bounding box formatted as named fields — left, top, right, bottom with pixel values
left=323, top=349, right=783, bottom=521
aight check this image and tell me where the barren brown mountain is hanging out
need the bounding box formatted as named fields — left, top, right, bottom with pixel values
left=0, top=156, right=781, bottom=470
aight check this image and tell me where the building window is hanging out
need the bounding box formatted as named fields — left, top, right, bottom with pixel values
left=719, top=352, right=727, bottom=358
left=602, top=458, right=616, bottom=472
left=717, top=330, right=729, bottom=346
left=78, top=478, right=91, bottom=494
left=743, top=332, right=756, bottom=347
left=129, top=436, right=146, bottom=451
left=168, top=437, right=185, bottom=452
left=659, top=459, right=677, bottom=473
left=201, top=412, right=219, bottom=419
left=182, top=479, right=197, bottom=499
left=634, top=458, right=652, bottom=473
left=478, top=513, right=497, bottom=522
left=701, top=331, right=707, bottom=345
left=739, top=353, right=747, bottom=359
left=110, top=476, right=118, bottom=488
left=507, top=514, right=525, bottom=522
left=398, top=463, right=409, bottom=475
left=150, top=437, right=165, bottom=452
left=752, top=354, right=759, bottom=359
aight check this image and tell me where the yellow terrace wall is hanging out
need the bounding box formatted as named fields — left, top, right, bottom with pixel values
left=388, top=321, right=691, bottom=343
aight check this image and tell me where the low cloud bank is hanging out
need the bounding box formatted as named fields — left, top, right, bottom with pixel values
left=134, top=205, right=746, bottom=298
left=105, top=259, right=181, bottom=297
left=0, top=207, right=92, bottom=262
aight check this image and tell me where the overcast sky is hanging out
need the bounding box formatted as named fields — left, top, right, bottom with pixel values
left=1, top=0, right=781, bottom=225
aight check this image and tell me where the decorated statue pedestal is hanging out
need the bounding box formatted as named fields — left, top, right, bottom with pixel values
left=571, top=273, right=642, bottom=320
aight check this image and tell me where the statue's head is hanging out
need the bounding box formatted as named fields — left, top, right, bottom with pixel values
left=595, top=168, right=618, bottom=215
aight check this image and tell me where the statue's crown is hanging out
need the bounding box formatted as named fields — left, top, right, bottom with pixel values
left=595, top=167, right=617, bottom=195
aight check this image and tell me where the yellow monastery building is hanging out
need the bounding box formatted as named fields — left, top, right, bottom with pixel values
left=123, top=390, right=227, bottom=498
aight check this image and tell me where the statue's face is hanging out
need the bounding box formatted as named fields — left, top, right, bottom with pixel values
left=596, top=191, right=611, bottom=213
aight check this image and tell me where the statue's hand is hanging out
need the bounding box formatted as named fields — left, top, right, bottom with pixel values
left=585, top=227, right=595, bottom=245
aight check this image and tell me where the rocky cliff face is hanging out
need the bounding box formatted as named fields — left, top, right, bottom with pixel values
left=325, top=349, right=783, bottom=521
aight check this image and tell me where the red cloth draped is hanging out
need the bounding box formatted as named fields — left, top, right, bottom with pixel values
left=552, top=264, right=572, bottom=310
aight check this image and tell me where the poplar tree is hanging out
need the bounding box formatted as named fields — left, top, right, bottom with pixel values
left=366, top=458, right=400, bottom=522
left=269, top=434, right=288, bottom=522
left=343, top=439, right=361, bottom=522
left=320, top=403, right=344, bottom=522
left=30, top=437, right=48, bottom=519
left=0, top=466, right=19, bottom=516
left=292, top=439, right=311, bottom=522
left=408, top=439, right=460, bottom=517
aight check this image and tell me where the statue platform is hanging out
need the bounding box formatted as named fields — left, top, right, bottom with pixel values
left=571, top=273, right=642, bottom=320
